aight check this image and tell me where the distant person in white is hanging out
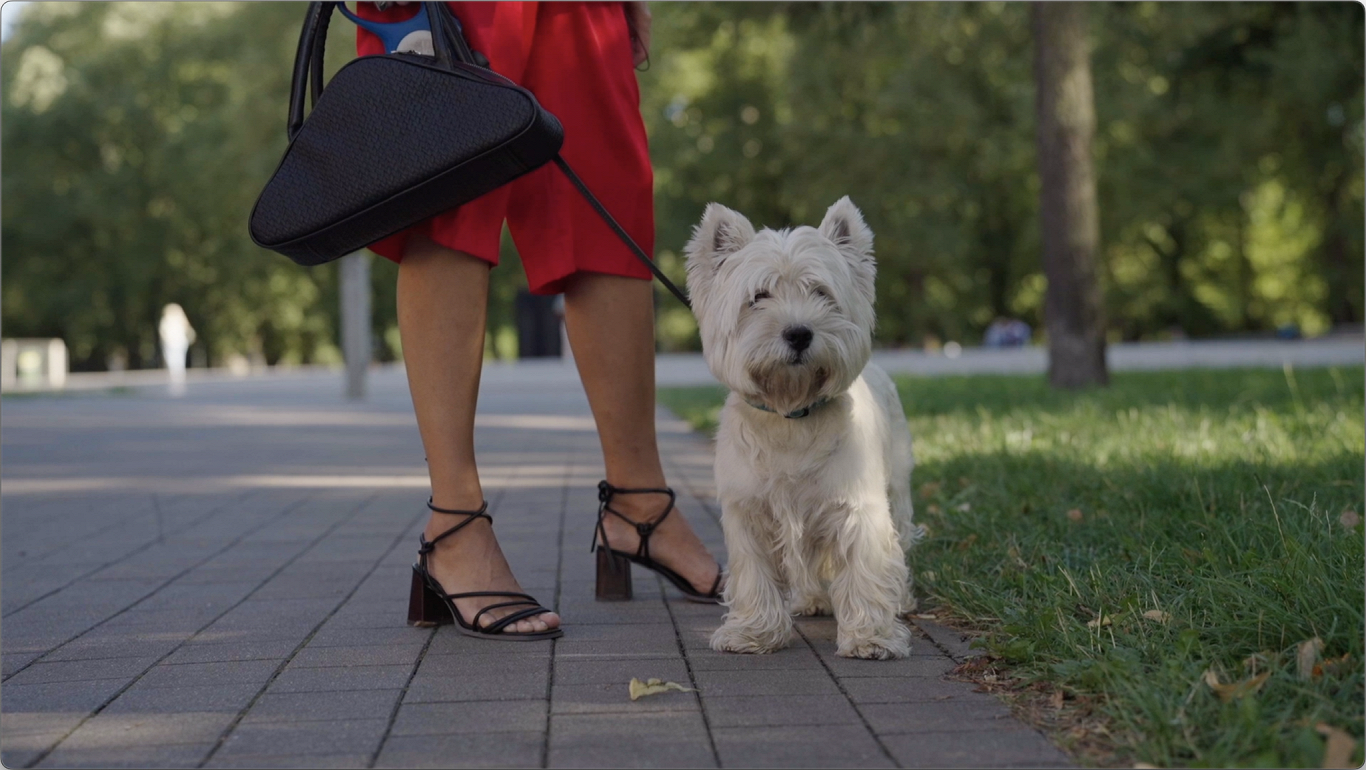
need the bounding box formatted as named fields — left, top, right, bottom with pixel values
left=158, top=303, right=195, bottom=396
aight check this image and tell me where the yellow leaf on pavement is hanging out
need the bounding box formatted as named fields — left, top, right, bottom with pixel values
left=628, top=677, right=696, bottom=701
left=1315, top=722, right=1357, bottom=769
left=1202, top=669, right=1270, bottom=702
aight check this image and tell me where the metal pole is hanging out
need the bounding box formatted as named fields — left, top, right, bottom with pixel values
left=340, top=251, right=372, bottom=400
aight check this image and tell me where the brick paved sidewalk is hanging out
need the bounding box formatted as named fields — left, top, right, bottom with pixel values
left=1, top=365, right=1068, bottom=768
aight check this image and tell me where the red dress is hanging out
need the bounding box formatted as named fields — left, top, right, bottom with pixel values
left=355, top=2, right=655, bottom=295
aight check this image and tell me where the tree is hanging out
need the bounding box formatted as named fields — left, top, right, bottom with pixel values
left=1032, top=2, right=1107, bottom=388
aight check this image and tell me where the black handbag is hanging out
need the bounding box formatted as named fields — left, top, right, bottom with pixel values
left=248, top=1, right=689, bottom=308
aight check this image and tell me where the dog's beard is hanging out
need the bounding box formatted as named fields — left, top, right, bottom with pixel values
left=746, top=347, right=833, bottom=415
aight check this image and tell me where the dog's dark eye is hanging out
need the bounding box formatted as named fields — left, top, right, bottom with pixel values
left=813, top=288, right=829, bottom=300
left=749, top=290, right=771, bottom=308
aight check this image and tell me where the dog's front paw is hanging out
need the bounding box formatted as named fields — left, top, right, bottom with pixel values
left=790, top=595, right=832, bottom=617
left=837, top=623, right=912, bottom=660
left=711, top=623, right=792, bottom=655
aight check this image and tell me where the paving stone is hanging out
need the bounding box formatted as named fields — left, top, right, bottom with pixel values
left=911, top=619, right=984, bottom=662
left=389, top=700, right=547, bottom=736
left=551, top=682, right=699, bottom=715
left=686, top=645, right=824, bottom=671
left=553, top=657, right=690, bottom=686
left=215, top=717, right=389, bottom=757
left=702, top=694, right=862, bottom=728
left=548, top=712, right=716, bottom=769
left=553, top=637, right=683, bottom=659
left=102, top=683, right=263, bottom=715
left=375, top=731, right=544, bottom=769
left=59, top=711, right=236, bottom=749
left=288, top=642, right=426, bottom=668
left=881, top=728, right=1068, bottom=768
left=35, top=742, right=216, bottom=768
left=860, top=699, right=1017, bottom=735
left=205, top=752, right=374, bottom=769
left=690, top=668, right=840, bottom=698
left=161, top=639, right=299, bottom=665
left=1, top=678, right=127, bottom=714
left=242, top=689, right=402, bottom=723
left=413, top=652, right=550, bottom=681
left=269, top=663, right=412, bottom=693
left=711, top=724, right=894, bottom=769
left=818, top=652, right=958, bottom=677
left=3, top=656, right=159, bottom=687
left=840, top=675, right=998, bottom=704
left=404, top=665, right=548, bottom=703
left=137, top=659, right=281, bottom=689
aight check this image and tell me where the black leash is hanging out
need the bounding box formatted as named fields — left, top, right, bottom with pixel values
left=553, top=156, right=691, bottom=310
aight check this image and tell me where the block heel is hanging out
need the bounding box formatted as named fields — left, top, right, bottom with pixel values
left=408, top=568, right=452, bottom=627
left=595, top=546, right=633, bottom=601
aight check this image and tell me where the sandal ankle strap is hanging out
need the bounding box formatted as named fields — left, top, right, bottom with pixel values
left=418, top=498, right=491, bottom=558
left=592, top=481, right=677, bottom=561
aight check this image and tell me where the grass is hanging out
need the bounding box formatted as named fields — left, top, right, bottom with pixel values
left=659, top=366, right=1365, bottom=768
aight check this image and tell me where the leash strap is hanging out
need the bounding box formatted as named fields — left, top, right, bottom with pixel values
left=553, top=156, right=691, bottom=310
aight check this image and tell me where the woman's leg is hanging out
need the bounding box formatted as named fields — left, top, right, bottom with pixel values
left=398, top=234, right=559, bottom=633
left=562, top=272, right=721, bottom=592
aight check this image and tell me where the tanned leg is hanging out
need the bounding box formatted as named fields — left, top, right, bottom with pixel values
left=398, top=234, right=559, bottom=633
left=562, top=272, right=721, bottom=593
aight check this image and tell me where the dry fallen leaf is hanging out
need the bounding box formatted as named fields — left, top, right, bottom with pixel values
left=1316, top=722, right=1357, bottom=769
left=918, top=481, right=942, bottom=499
left=1320, top=653, right=1352, bottom=678
left=1133, top=764, right=1160, bottom=769
left=1340, top=510, right=1361, bottom=529
left=956, top=502, right=972, bottom=513
left=1086, top=615, right=1113, bottom=630
left=629, top=678, right=696, bottom=701
left=1203, top=669, right=1270, bottom=702
left=1297, top=637, right=1325, bottom=680
left=1067, top=508, right=1084, bottom=522
left=955, top=533, right=979, bottom=551
left=1050, top=690, right=1064, bottom=710
left=1141, top=610, right=1171, bottom=624
left=913, top=613, right=937, bottom=620
left=927, top=504, right=942, bottom=515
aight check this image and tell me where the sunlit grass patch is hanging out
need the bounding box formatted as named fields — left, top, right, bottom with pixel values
left=658, top=366, right=1365, bottom=768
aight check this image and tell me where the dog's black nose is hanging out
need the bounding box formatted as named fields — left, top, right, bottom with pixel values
left=782, top=326, right=813, bottom=352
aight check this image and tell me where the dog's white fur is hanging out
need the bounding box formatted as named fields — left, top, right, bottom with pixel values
left=686, top=197, right=923, bottom=660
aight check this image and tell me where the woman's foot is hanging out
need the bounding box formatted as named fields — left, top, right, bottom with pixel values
left=422, top=513, right=560, bottom=635
left=598, top=489, right=723, bottom=596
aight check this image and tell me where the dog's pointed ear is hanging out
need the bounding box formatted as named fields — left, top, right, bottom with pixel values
left=685, top=203, right=755, bottom=293
left=819, top=196, right=876, bottom=300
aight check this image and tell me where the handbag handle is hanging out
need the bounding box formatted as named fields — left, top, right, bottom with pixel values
left=288, top=2, right=475, bottom=141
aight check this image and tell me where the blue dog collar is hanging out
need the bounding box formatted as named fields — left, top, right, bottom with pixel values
left=745, top=397, right=830, bottom=419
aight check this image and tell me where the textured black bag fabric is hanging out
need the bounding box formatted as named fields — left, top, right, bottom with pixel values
left=249, top=2, right=562, bottom=266
left=248, top=2, right=689, bottom=307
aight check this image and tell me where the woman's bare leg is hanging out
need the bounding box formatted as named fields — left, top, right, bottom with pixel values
left=562, top=272, right=721, bottom=593
left=398, top=234, right=559, bottom=633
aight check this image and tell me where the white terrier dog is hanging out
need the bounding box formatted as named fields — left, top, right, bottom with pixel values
left=686, top=197, right=923, bottom=660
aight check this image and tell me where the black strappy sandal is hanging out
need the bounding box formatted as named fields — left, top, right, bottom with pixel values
left=408, top=499, right=562, bottom=641
left=593, top=481, right=723, bottom=603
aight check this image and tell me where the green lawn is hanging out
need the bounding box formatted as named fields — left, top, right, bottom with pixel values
left=659, top=366, right=1365, bottom=768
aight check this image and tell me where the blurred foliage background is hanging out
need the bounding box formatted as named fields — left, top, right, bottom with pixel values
left=2, top=2, right=1361, bottom=370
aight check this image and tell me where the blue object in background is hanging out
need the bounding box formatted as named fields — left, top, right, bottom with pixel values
left=337, top=3, right=433, bottom=55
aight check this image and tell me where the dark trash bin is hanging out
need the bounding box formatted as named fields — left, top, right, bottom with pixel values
left=515, top=290, right=563, bottom=358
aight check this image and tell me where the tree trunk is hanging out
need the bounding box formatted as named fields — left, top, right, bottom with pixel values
left=1032, top=2, right=1108, bottom=388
